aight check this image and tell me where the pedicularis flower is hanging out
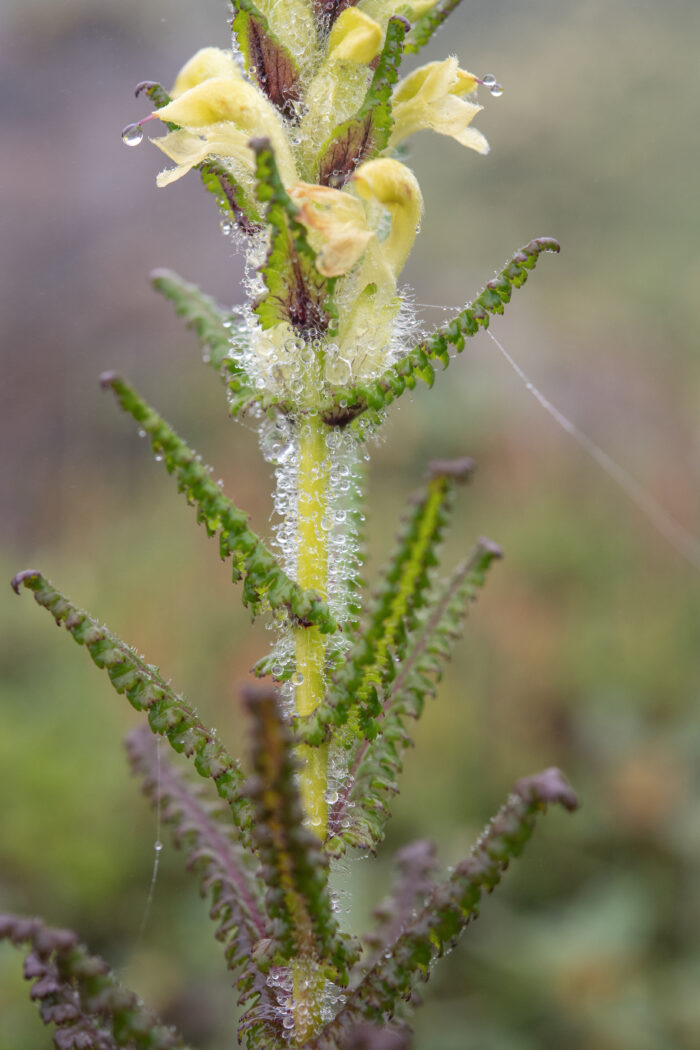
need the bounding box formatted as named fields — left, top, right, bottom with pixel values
left=138, top=1, right=494, bottom=386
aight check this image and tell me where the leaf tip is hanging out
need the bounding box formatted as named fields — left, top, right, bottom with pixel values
left=10, top=569, right=40, bottom=595
left=99, top=370, right=120, bottom=390
left=476, top=536, right=503, bottom=559
left=514, top=766, right=578, bottom=812
left=427, top=456, right=476, bottom=483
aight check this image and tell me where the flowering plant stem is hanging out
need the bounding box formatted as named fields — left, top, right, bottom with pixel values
left=295, top=415, right=331, bottom=835
left=4, top=3, right=576, bottom=1048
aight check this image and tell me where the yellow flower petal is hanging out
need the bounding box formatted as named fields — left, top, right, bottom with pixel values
left=351, top=158, right=423, bottom=279
left=390, top=57, right=489, bottom=155
left=151, top=126, right=252, bottom=187
left=171, top=47, right=238, bottom=97
left=289, top=183, right=374, bottom=277
left=328, top=9, right=383, bottom=64
left=154, top=75, right=297, bottom=185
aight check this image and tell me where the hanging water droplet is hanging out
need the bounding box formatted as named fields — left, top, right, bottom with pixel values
left=121, top=122, right=144, bottom=147
left=154, top=841, right=163, bottom=853
left=481, top=74, right=503, bottom=97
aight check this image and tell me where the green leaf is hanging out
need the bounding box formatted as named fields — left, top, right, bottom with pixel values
left=302, top=458, right=475, bottom=749
left=127, top=729, right=279, bottom=1036
left=320, top=238, right=561, bottom=426
left=149, top=268, right=280, bottom=418
left=403, top=0, right=464, bottom=55
left=151, top=268, right=238, bottom=370
left=199, top=160, right=262, bottom=233
left=0, top=912, right=191, bottom=1049
left=317, top=16, right=408, bottom=188
left=135, top=78, right=172, bottom=110
left=11, top=570, right=253, bottom=844
left=251, top=138, right=336, bottom=336
left=326, top=537, right=502, bottom=854
left=361, top=839, right=439, bottom=962
left=232, top=0, right=303, bottom=120
left=242, top=686, right=359, bottom=983
left=314, top=769, right=578, bottom=1042
left=100, top=372, right=337, bottom=633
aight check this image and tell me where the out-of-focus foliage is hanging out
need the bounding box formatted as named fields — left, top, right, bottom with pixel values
left=1, top=1, right=699, bottom=1049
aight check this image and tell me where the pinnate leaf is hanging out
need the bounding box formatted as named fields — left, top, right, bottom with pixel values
left=403, top=0, right=464, bottom=55
left=320, top=238, right=560, bottom=426
left=303, top=458, right=475, bottom=749
left=314, top=769, right=578, bottom=1043
left=100, top=371, right=336, bottom=632
left=242, top=686, right=359, bottom=983
left=0, top=913, right=189, bottom=1050
left=11, top=569, right=254, bottom=846
left=325, top=537, right=501, bottom=854
left=251, top=138, right=336, bottom=336
left=127, top=728, right=284, bottom=1041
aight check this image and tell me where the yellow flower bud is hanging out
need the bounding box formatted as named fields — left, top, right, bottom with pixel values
left=328, top=9, right=383, bottom=65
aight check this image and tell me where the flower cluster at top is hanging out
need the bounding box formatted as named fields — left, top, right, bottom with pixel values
left=133, top=0, right=495, bottom=395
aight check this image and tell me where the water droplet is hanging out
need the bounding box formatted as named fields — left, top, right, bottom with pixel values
left=121, top=122, right=144, bottom=147
left=154, top=841, right=163, bottom=853
left=292, top=671, right=304, bottom=686
left=481, top=74, right=503, bottom=97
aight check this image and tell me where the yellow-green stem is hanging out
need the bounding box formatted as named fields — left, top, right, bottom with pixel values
left=294, top=414, right=329, bottom=837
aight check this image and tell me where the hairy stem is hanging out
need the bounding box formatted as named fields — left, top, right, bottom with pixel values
left=293, top=412, right=331, bottom=1041
left=294, top=414, right=330, bottom=836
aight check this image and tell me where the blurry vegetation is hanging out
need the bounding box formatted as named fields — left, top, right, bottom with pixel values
left=1, top=1, right=699, bottom=1049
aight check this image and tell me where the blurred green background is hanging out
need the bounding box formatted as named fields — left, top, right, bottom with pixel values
left=2, top=1, right=700, bottom=1048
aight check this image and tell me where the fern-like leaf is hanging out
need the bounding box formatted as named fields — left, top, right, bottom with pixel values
left=232, top=0, right=302, bottom=120
left=151, top=268, right=239, bottom=371
left=251, top=138, right=336, bottom=337
left=242, top=686, right=359, bottom=984
left=302, top=458, right=474, bottom=748
left=362, top=839, right=438, bottom=963
left=317, top=16, right=408, bottom=188
left=11, top=570, right=253, bottom=844
left=0, top=913, right=189, bottom=1050
left=403, top=0, right=464, bottom=55
left=127, top=729, right=271, bottom=995
left=320, top=238, right=560, bottom=426
left=150, top=268, right=293, bottom=418
left=313, top=769, right=578, bottom=1045
left=100, top=372, right=336, bottom=632
left=326, top=537, right=502, bottom=854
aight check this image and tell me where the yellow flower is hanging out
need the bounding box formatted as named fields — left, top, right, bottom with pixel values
left=289, top=183, right=374, bottom=278
left=170, top=47, right=238, bottom=97
left=351, top=157, right=423, bottom=281
left=327, top=9, right=383, bottom=64
left=290, top=158, right=421, bottom=284
left=389, top=57, right=489, bottom=155
left=151, top=70, right=297, bottom=188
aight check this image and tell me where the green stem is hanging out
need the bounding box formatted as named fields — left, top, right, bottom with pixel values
left=294, top=414, right=330, bottom=837
left=291, top=412, right=331, bottom=1041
